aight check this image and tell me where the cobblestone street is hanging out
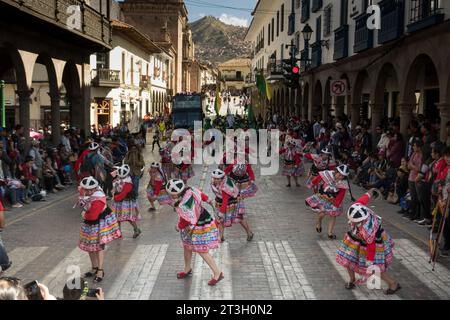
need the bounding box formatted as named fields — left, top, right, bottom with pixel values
left=2, top=146, right=450, bottom=300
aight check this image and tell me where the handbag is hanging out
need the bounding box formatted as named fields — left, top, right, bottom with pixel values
left=387, top=185, right=398, bottom=204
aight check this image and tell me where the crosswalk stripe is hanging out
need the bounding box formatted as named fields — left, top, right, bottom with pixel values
left=4, top=247, right=48, bottom=276
left=106, top=244, right=168, bottom=300
left=318, top=240, right=401, bottom=300
left=395, top=239, right=450, bottom=299
left=42, top=247, right=91, bottom=297
left=190, top=242, right=233, bottom=300
left=258, top=241, right=316, bottom=300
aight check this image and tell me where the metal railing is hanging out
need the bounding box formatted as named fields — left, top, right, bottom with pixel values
left=3, top=0, right=112, bottom=47
left=91, top=69, right=120, bottom=86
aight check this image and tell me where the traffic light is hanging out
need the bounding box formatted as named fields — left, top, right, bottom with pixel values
left=282, top=58, right=300, bottom=88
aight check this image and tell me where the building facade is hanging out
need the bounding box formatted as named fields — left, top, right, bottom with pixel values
left=90, top=19, right=172, bottom=128
left=218, top=58, right=252, bottom=95
left=246, top=0, right=450, bottom=140
left=119, top=0, right=192, bottom=95
left=0, top=0, right=112, bottom=145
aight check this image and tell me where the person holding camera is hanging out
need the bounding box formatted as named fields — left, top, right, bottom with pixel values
left=62, top=277, right=104, bottom=300
left=0, top=277, right=56, bottom=300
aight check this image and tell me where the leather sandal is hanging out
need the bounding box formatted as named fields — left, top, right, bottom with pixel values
left=345, top=282, right=356, bottom=290
left=84, top=267, right=98, bottom=278
left=177, top=269, right=192, bottom=279
left=385, top=283, right=401, bottom=295
left=93, top=269, right=104, bottom=283
left=208, top=272, right=224, bottom=286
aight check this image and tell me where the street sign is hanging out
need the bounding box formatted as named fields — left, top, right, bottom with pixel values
left=330, top=80, right=348, bottom=96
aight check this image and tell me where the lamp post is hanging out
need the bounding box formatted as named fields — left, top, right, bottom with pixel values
left=302, top=23, right=313, bottom=63
left=0, top=80, right=5, bottom=128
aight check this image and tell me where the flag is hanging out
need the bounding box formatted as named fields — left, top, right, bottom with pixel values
left=247, top=104, right=256, bottom=129
left=214, top=84, right=221, bottom=115
left=256, top=72, right=272, bottom=101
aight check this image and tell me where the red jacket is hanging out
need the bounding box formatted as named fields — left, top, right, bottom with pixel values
left=311, top=175, right=346, bottom=208
left=21, top=163, right=36, bottom=182
left=114, top=182, right=133, bottom=202
left=84, top=200, right=105, bottom=221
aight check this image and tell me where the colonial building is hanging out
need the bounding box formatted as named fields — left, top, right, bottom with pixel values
left=90, top=19, right=173, bottom=128
left=218, top=58, right=252, bottom=95
left=247, top=0, right=450, bottom=141
left=0, top=0, right=112, bottom=144
left=119, top=0, right=193, bottom=95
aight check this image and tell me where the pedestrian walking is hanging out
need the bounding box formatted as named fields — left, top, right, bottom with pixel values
left=211, top=169, right=253, bottom=242
left=305, top=164, right=350, bottom=239
left=77, top=177, right=122, bottom=283
left=111, top=164, right=142, bottom=239
left=336, top=188, right=401, bottom=295
left=167, top=179, right=223, bottom=286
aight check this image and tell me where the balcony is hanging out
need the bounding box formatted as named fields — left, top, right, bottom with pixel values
left=333, top=24, right=349, bottom=60
left=223, top=76, right=244, bottom=82
left=288, top=13, right=295, bottom=35
left=312, top=0, right=322, bottom=13
left=140, top=75, right=150, bottom=89
left=91, top=69, right=120, bottom=87
left=301, top=0, right=310, bottom=23
left=407, top=2, right=444, bottom=33
left=310, top=42, right=322, bottom=69
left=2, top=0, right=112, bottom=49
left=266, top=60, right=285, bottom=81
left=378, top=0, right=405, bottom=44
left=354, top=13, right=374, bottom=53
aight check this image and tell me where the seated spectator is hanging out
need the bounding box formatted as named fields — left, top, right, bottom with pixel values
left=19, top=156, right=39, bottom=201
left=354, top=152, right=377, bottom=185
left=366, top=150, right=388, bottom=189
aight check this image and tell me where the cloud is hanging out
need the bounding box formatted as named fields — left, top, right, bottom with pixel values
left=219, top=14, right=248, bottom=27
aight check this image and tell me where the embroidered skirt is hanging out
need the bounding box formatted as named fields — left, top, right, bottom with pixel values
left=214, top=197, right=243, bottom=227
left=305, top=194, right=342, bottom=217
left=175, top=165, right=195, bottom=180
left=161, top=162, right=173, bottom=177
left=282, top=162, right=305, bottom=177
left=79, top=208, right=122, bottom=252
left=146, top=184, right=172, bottom=205
left=111, top=199, right=142, bottom=222
left=336, top=231, right=395, bottom=275
left=180, top=209, right=219, bottom=253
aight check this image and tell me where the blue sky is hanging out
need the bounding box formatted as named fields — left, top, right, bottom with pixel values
left=185, top=0, right=257, bottom=27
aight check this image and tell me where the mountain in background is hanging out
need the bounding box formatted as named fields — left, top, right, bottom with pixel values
left=189, top=16, right=252, bottom=66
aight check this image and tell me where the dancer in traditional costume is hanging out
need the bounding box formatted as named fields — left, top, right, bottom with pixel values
left=159, top=142, right=174, bottom=179
left=336, top=188, right=401, bottom=295
left=77, top=176, right=122, bottom=283
left=303, top=146, right=336, bottom=187
left=280, top=140, right=304, bottom=187
left=224, top=155, right=258, bottom=199
left=111, top=164, right=142, bottom=238
left=211, top=169, right=254, bottom=242
left=305, top=164, right=350, bottom=239
left=146, top=162, right=171, bottom=211
left=167, top=179, right=223, bottom=286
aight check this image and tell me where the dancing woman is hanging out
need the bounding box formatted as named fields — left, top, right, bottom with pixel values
left=211, top=169, right=253, bottom=242
left=146, top=162, right=171, bottom=211
left=336, top=188, right=401, bottom=295
left=77, top=176, right=122, bottom=283
left=280, top=140, right=304, bottom=187
left=111, top=164, right=142, bottom=239
left=167, top=179, right=223, bottom=286
left=305, top=164, right=350, bottom=239
left=303, top=146, right=336, bottom=187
